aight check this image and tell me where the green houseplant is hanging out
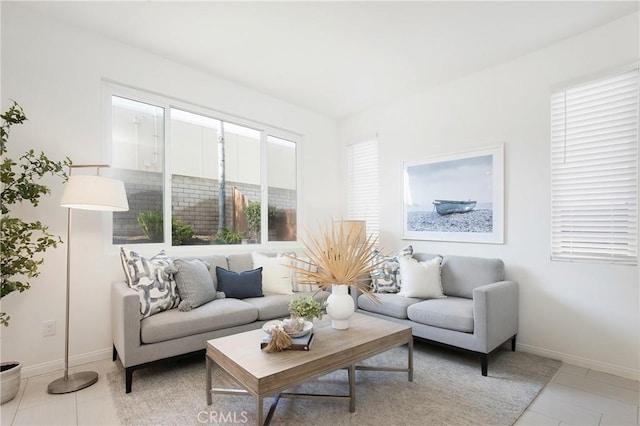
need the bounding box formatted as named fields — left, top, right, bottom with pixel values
left=1, top=101, right=70, bottom=325
left=0, top=101, right=70, bottom=403
left=288, top=296, right=326, bottom=322
left=137, top=210, right=194, bottom=245
left=212, top=227, right=243, bottom=245
left=245, top=201, right=277, bottom=242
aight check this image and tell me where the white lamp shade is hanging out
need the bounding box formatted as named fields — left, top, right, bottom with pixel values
left=60, top=175, right=129, bottom=212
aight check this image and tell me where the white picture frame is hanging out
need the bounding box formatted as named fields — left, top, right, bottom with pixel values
left=402, top=144, right=504, bottom=244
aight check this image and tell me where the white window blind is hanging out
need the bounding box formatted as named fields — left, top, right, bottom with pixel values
left=347, top=139, right=379, bottom=242
left=551, top=68, right=639, bottom=265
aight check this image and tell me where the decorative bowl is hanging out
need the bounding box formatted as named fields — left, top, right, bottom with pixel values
left=262, top=320, right=313, bottom=338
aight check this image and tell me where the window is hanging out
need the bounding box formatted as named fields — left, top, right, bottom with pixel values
left=109, top=88, right=298, bottom=246
left=347, top=139, right=379, bottom=241
left=551, top=68, right=638, bottom=264
left=111, top=96, right=166, bottom=244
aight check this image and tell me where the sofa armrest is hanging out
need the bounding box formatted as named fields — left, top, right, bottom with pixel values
left=472, top=280, right=519, bottom=353
left=111, top=281, right=142, bottom=367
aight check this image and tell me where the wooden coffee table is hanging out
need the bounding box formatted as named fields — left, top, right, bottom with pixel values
left=205, top=313, right=413, bottom=425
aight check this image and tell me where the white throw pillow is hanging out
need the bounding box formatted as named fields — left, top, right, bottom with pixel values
left=397, top=256, right=445, bottom=299
left=251, top=252, right=294, bottom=295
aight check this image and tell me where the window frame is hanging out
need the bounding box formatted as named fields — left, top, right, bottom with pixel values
left=102, top=81, right=302, bottom=250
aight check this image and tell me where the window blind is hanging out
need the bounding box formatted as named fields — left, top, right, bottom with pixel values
left=347, top=139, right=379, bottom=242
left=551, top=68, right=639, bottom=265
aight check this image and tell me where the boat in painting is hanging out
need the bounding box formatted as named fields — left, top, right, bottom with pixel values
left=432, top=200, right=477, bottom=215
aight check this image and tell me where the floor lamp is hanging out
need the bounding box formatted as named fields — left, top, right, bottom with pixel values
left=48, top=165, right=128, bottom=394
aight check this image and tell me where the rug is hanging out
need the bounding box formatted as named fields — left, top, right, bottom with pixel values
left=107, top=341, right=561, bottom=425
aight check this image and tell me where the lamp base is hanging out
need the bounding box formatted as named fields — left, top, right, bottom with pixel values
left=47, top=371, right=98, bottom=394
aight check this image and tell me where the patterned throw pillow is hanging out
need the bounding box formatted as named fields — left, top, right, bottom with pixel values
left=370, top=245, right=413, bottom=293
left=290, top=255, right=321, bottom=292
left=119, top=247, right=180, bottom=318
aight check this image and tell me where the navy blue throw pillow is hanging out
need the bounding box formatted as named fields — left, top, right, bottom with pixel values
left=215, top=266, right=263, bottom=299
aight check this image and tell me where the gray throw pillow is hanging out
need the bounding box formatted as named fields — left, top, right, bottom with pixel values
left=174, top=258, right=217, bottom=311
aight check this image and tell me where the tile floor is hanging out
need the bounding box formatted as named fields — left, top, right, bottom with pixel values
left=516, top=364, right=639, bottom=426
left=1, top=357, right=638, bottom=425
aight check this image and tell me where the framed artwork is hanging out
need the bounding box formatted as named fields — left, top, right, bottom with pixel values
left=402, top=144, right=504, bottom=244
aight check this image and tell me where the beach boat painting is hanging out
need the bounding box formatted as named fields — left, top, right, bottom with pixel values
left=432, top=200, right=477, bottom=215
left=403, top=145, right=503, bottom=243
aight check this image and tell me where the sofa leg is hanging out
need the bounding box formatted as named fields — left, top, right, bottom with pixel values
left=125, top=367, right=134, bottom=393
left=481, top=354, right=488, bottom=376
left=511, top=335, right=517, bottom=352
left=112, top=345, right=118, bottom=362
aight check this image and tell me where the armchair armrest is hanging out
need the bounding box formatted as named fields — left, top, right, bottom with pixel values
left=111, top=281, right=142, bottom=367
left=472, top=280, right=519, bottom=353
left=350, top=286, right=362, bottom=307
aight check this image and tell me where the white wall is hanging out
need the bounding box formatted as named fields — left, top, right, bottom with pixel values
left=0, top=4, right=341, bottom=374
left=340, top=12, right=640, bottom=379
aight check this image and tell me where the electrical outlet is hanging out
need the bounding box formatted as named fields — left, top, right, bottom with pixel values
left=43, top=320, right=56, bottom=337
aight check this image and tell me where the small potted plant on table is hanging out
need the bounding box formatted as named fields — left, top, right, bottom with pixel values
left=264, top=297, right=327, bottom=353
left=288, top=296, right=326, bottom=323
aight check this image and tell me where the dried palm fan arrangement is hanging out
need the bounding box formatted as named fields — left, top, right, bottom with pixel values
left=286, top=221, right=381, bottom=302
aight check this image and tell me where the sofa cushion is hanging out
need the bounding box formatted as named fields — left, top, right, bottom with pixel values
left=357, top=293, right=422, bottom=319
left=251, top=252, right=294, bottom=295
left=407, top=297, right=474, bottom=333
left=216, top=266, right=263, bottom=298
left=227, top=253, right=254, bottom=273
left=140, top=298, right=259, bottom=344
left=440, top=255, right=505, bottom=298
left=398, top=255, right=444, bottom=299
left=243, top=290, right=329, bottom=321
left=174, top=258, right=217, bottom=311
left=119, top=248, right=180, bottom=318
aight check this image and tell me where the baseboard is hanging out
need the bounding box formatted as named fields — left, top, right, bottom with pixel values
left=21, top=343, right=639, bottom=382
left=21, top=347, right=113, bottom=379
left=517, top=343, right=640, bottom=381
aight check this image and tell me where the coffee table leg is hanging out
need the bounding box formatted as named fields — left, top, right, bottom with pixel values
left=408, top=338, right=414, bottom=382
left=206, top=356, right=212, bottom=405
left=348, top=364, right=356, bottom=413
left=256, top=396, right=263, bottom=426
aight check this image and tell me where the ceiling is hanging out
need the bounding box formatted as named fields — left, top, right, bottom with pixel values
left=14, top=1, right=640, bottom=119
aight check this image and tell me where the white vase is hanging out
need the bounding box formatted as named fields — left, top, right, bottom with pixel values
left=326, top=285, right=354, bottom=329
left=1, top=361, right=22, bottom=404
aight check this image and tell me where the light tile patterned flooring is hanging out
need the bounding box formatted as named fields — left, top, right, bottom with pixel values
left=1, top=357, right=639, bottom=425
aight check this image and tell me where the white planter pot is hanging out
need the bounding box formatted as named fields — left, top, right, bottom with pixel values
left=326, top=285, right=354, bottom=329
left=1, top=361, right=22, bottom=404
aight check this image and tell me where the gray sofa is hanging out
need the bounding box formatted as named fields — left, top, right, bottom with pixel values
left=353, top=253, right=518, bottom=376
left=111, top=252, right=328, bottom=393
